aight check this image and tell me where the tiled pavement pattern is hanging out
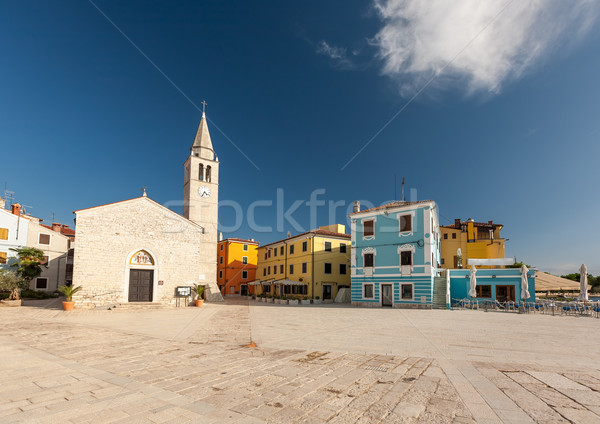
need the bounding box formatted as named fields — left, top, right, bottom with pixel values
left=1, top=300, right=599, bottom=423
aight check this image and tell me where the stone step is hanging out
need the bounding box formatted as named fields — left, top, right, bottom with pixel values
left=109, top=302, right=174, bottom=310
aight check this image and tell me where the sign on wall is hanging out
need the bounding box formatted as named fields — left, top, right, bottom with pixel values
left=175, top=286, right=191, bottom=297
left=130, top=250, right=154, bottom=265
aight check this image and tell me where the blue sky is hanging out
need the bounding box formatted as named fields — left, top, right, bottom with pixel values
left=1, top=1, right=599, bottom=275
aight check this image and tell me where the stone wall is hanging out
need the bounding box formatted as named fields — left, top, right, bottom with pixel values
left=72, top=197, right=221, bottom=307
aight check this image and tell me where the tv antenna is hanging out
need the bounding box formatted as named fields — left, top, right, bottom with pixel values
left=401, top=177, right=405, bottom=201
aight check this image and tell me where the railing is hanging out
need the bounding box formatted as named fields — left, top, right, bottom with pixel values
left=451, top=298, right=600, bottom=317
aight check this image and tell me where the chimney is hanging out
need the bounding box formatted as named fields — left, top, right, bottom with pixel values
left=62, top=224, right=69, bottom=229
left=11, top=203, right=21, bottom=216
left=488, top=220, right=493, bottom=225
left=52, top=223, right=61, bottom=232
left=218, top=232, right=223, bottom=241
left=454, top=218, right=460, bottom=226
left=353, top=201, right=360, bottom=213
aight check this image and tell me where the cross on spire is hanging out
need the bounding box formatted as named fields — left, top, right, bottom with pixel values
left=201, top=100, right=207, bottom=115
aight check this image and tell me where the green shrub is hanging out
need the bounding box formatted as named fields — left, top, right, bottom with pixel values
left=21, top=289, right=59, bottom=300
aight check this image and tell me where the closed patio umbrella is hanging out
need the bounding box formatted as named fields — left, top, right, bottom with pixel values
left=579, top=264, right=588, bottom=301
left=468, top=265, right=477, bottom=298
left=520, top=265, right=531, bottom=300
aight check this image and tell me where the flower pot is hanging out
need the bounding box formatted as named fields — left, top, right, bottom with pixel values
left=195, top=299, right=204, bottom=307
left=288, top=300, right=299, bottom=305
left=62, top=301, right=75, bottom=311
left=300, top=300, right=311, bottom=305
left=312, top=299, right=322, bottom=305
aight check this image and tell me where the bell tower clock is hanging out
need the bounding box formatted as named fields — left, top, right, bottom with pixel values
left=183, top=104, right=219, bottom=238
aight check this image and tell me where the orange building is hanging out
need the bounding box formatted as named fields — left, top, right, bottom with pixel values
left=217, top=238, right=259, bottom=296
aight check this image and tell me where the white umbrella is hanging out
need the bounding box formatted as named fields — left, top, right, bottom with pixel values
left=468, top=265, right=477, bottom=298
left=520, top=265, right=531, bottom=300
left=579, top=264, right=588, bottom=301
left=457, top=248, right=463, bottom=268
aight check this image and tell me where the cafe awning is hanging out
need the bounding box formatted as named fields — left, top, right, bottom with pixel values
left=273, top=279, right=307, bottom=285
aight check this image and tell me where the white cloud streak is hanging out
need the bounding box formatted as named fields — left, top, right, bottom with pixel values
left=316, top=40, right=356, bottom=69
left=373, top=0, right=599, bottom=94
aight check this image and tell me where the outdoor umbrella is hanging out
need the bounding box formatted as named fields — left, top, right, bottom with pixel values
left=468, top=265, right=477, bottom=298
left=457, top=248, right=463, bottom=268
left=579, top=264, right=588, bottom=301
left=520, top=265, right=531, bottom=300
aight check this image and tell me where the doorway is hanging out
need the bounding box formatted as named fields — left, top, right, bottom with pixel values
left=322, top=284, right=332, bottom=300
left=496, top=285, right=515, bottom=302
left=128, top=269, right=153, bottom=302
left=240, top=284, right=248, bottom=296
left=382, top=284, right=393, bottom=307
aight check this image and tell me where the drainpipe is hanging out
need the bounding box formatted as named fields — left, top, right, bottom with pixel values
left=311, top=235, right=315, bottom=299
left=284, top=241, right=288, bottom=297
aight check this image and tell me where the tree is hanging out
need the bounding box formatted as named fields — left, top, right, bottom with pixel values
left=0, top=269, right=28, bottom=301
left=9, top=247, right=47, bottom=299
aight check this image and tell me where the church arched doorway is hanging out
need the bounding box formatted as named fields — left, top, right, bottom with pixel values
left=127, top=250, right=156, bottom=302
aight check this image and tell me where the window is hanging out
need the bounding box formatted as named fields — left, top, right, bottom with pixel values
left=339, top=264, right=347, bottom=274
left=242, top=256, right=248, bottom=265
left=274, top=248, right=278, bottom=257
left=401, top=283, right=413, bottom=300
left=363, top=220, right=374, bottom=237
left=289, top=264, right=294, bottom=274
left=35, top=278, right=48, bottom=290
left=199, top=163, right=204, bottom=181
left=219, top=270, right=223, bottom=279
left=441, top=258, right=445, bottom=265
left=273, top=265, right=277, bottom=274
left=242, top=270, right=248, bottom=279
left=340, top=243, right=347, bottom=253
left=205, top=165, right=212, bottom=182
left=264, top=252, right=268, bottom=260
left=0, top=251, right=7, bottom=264
left=268, top=266, right=271, bottom=275
left=452, top=233, right=456, bottom=239
left=220, top=244, right=224, bottom=251
left=280, top=246, right=284, bottom=255
left=280, top=264, right=284, bottom=274
left=243, top=244, right=248, bottom=251
left=302, top=262, right=307, bottom=273
left=364, top=253, right=374, bottom=268
left=324, top=263, right=332, bottom=274
left=302, top=241, right=308, bottom=252
left=41, top=256, right=49, bottom=266
left=220, top=256, right=223, bottom=264
left=443, top=233, right=448, bottom=240
left=268, top=250, right=271, bottom=258
left=39, top=233, right=50, bottom=245
left=324, top=242, right=332, bottom=252
left=289, top=244, right=295, bottom=254
left=400, top=251, right=412, bottom=266
left=0, top=228, right=8, bottom=240
left=476, top=285, right=492, bottom=298
left=399, top=214, right=412, bottom=233
left=263, top=268, right=266, bottom=276
left=364, top=284, right=374, bottom=298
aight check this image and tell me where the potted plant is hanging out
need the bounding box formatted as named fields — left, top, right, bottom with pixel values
left=58, top=284, right=82, bottom=311
left=0, top=270, right=28, bottom=307
left=288, top=296, right=299, bottom=306
left=301, top=295, right=310, bottom=305
left=312, top=295, right=322, bottom=305
left=191, top=284, right=205, bottom=307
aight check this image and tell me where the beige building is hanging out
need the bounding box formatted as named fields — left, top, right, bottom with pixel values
left=72, top=111, right=222, bottom=307
left=26, top=218, right=71, bottom=292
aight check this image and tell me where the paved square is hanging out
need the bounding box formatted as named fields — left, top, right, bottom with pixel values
left=1, top=299, right=599, bottom=423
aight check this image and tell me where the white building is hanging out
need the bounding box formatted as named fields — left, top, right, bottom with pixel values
left=0, top=202, right=30, bottom=268
left=72, top=111, right=222, bottom=307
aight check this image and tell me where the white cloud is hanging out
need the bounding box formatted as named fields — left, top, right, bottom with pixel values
left=316, top=40, right=355, bottom=69
left=372, top=0, right=599, bottom=94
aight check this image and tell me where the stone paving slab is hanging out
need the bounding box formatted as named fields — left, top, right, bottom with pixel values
left=1, top=299, right=599, bottom=423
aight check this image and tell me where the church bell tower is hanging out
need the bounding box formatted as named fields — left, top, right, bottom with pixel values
left=183, top=104, right=219, bottom=239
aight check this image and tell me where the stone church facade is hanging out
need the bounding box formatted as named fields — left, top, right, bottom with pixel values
left=72, top=112, right=222, bottom=307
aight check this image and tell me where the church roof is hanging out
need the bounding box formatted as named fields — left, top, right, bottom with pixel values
left=191, top=112, right=214, bottom=156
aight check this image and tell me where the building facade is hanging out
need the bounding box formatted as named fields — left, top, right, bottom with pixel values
left=350, top=200, right=441, bottom=308
left=26, top=218, right=71, bottom=292
left=0, top=202, right=29, bottom=268
left=449, top=267, right=535, bottom=303
left=440, top=219, right=505, bottom=269
left=217, top=238, right=259, bottom=296
left=254, top=225, right=351, bottom=301
left=72, top=111, right=222, bottom=307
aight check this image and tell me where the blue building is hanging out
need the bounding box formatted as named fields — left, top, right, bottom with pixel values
left=350, top=200, right=442, bottom=308
left=448, top=267, right=535, bottom=304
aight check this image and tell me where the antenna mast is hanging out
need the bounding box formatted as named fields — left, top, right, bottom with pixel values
left=401, top=177, right=405, bottom=201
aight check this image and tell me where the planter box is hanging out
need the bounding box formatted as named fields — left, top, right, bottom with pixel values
left=288, top=300, right=299, bottom=305
left=300, top=299, right=311, bottom=305
left=312, top=299, right=322, bottom=305
left=277, top=299, right=287, bottom=305
left=323, top=299, right=334, bottom=304
left=0, top=299, right=22, bottom=307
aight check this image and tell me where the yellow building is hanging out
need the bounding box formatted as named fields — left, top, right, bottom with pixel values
left=217, top=238, right=259, bottom=296
left=254, top=225, right=350, bottom=300
left=440, top=218, right=505, bottom=269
